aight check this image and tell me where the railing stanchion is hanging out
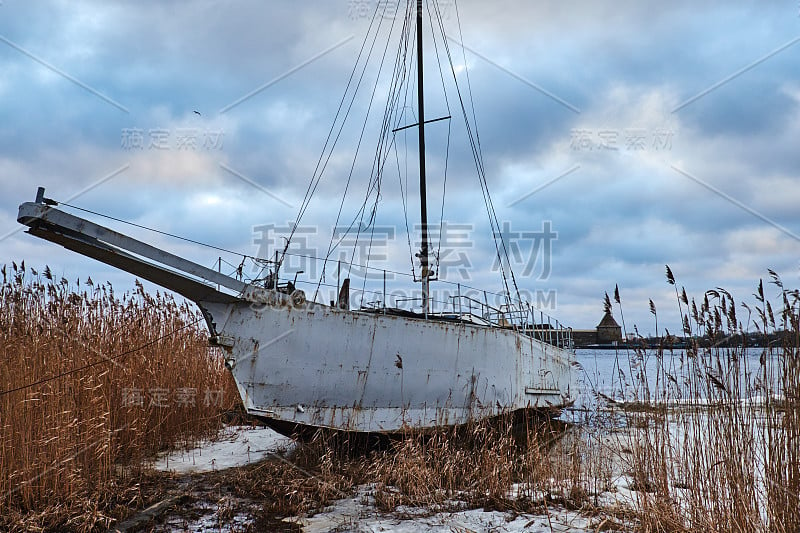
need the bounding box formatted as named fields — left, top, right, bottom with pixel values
left=275, top=250, right=279, bottom=294
left=539, top=311, right=543, bottom=342
left=457, top=283, right=462, bottom=321
left=337, top=260, right=341, bottom=305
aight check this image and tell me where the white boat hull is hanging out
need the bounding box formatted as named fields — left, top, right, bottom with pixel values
left=201, top=297, right=575, bottom=433
left=18, top=198, right=576, bottom=435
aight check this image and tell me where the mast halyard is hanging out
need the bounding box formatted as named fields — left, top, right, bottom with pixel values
left=416, top=0, right=431, bottom=315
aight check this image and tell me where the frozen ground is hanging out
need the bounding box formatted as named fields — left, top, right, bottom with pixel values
left=143, top=425, right=633, bottom=532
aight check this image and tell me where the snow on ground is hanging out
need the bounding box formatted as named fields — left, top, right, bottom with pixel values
left=152, top=425, right=293, bottom=473
left=156, top=504, right=254, bottom=533
left=295, top=485, right=599, bottom=533
left=149, top=426, right=635, bottom=531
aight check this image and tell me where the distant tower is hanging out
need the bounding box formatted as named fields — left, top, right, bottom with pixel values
left=596, top=311, right=622, bottom=344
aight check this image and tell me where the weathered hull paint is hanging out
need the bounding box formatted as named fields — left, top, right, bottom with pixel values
left=201, top=298, right=575, bottom=434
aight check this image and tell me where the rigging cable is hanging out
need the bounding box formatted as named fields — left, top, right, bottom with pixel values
left=397, top=0, right=418, bottom=280
left=452, top=0, right=523, bottom=307
left=43, top=196, right=527, bottom=301
left=318, top=0, right=412, bottom=284
left=431, top=3, right=512, bottom=304
left=313, top=0, right=403, bottom=301
left=282, top=0, right=384, bottom=269
left=426, top=0, right=453, bottom=274
left=347, top=2, right=413, bottom=256
left=353, top=3, right=415, bottom=299
left=59, top=0, right=525, bottom=314
left=393, top=125, right=416, bottom=279
left=315, top=0, right=406, bottom=304
left=435, top=0, right=523, bottom=309
left=60, top=202, right=244, bottom=259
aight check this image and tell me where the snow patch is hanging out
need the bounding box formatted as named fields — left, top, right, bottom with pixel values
left=152, top=425, right=293, bottom=473
left=296, top=485, right=598, bottom=532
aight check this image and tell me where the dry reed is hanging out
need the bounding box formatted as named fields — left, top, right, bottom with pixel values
left=612, top=267, right=800, bottom=532
left=227, top=413, right=601, bottom=527
left=13, top=259, right=797, bottom=532
left=0, top=262, right=238, bottom=531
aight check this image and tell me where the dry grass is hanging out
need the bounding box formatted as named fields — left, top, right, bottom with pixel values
left=218, top=413, right=601, bottom=527
left=367, top=416, right=556, bottom=514
left=0, top=261, right=238, bottom=531
left=612, top=268, right=800, bottom=532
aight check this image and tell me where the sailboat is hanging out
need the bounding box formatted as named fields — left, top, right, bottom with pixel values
left=17, top=0, right=575, bottom=436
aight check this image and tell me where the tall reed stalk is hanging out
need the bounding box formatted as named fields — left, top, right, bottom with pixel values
left=622, top=267, right=800, bottom=532
left=0, top=262, right=238, bottom=529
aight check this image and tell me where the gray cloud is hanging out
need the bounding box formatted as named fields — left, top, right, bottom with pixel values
left=2, top=0, right=799, bottom=331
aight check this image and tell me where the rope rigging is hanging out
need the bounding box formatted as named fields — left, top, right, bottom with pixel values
left=58, top=0, right=529, bottom=316
left=426, top=0, right=453, bottom=275
left=282, top=0, right=388, bottom=271
left=433, top=0, right=523, bottom=308
left=293, top=0, right=527, bottom=311
left=312, top=0, right=411, bottom=301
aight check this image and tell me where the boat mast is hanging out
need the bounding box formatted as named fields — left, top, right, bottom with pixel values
left=416, top=0, right=431, bottom=315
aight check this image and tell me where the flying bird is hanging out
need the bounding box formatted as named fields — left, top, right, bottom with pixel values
left=193, top=110, right=201, bottom=116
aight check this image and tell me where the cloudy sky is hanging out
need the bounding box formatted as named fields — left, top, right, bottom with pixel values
left=1, top=0, right=798, bottom=335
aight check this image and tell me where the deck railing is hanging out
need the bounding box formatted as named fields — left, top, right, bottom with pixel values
left=250, top=251, right=576, bottom=349
left=360, top=290, right=572, bottom=349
